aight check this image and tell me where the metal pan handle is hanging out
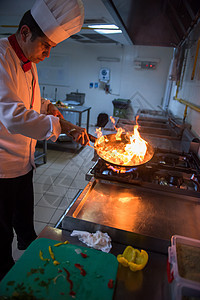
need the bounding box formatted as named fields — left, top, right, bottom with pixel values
left=88, top=133, right=97, bottom=143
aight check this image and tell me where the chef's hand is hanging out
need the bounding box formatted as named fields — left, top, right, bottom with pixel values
left=69, top=124, right=90, bottom=146
left=47, top=103, right=64, bottom=119
left=59, top=118, right=90, bottom=146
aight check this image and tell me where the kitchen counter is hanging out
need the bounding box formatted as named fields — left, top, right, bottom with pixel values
left=38, top=225, right=171, bottom=300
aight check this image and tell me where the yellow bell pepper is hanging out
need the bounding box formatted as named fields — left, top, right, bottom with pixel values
left=117, top=246, right=148, bottom=272
left=53, top=260, right=60, bottom=266
left=39, top=250, right=50, bottom=262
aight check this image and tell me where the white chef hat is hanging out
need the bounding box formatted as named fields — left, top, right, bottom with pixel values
left=31, top=0, right=84, bottom=44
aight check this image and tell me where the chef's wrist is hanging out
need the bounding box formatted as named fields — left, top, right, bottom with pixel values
left=59, top=118, right=76, bottom=136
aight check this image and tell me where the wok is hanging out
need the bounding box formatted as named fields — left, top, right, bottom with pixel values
left=88, top=133, right=154, bottom=168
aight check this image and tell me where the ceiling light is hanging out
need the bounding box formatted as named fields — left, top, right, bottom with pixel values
left=95, top=29, right=122, bottom=34
left=88, top=24, right=119, bottom=29
left=87, top=24, right=122, bottom=34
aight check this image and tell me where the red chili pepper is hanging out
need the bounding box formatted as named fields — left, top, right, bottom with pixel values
left=70, top=291, right=76, bottom=296
left=81, top=252, right=87, bottom=258
left=108, top=279, right=114, bottom=289
left=74, top=263, right=86, bottom=276
left=63, top=267, right=76, bottom=296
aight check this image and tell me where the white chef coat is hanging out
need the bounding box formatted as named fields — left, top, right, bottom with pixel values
left=0, top=38, right=61, bottom=178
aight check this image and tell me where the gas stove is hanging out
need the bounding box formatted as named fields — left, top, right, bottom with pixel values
left=86, top=149, right=200, bottom=198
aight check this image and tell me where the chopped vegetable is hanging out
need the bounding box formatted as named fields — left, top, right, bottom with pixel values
left=39, top=250, right=50, bottom=262
left=49, top=246, right=55, bottom=260
left=27, top=268, right=44, bottom=277
left=74, top=263, right=86, bottom=276
left=54, top=240, right=69, bottom=247
left=63, top=267, right=76, bottom=296
left=108, top=279, right=114, bottom=289
left=53, top=260, right=60, bottom=266
left=81, top=252, right=88, bottom=258
left=53, top=274, right=65, bottom=284
left=117, top=246, right=148, bottom=272
left=38, top=278, right=52, bottom=290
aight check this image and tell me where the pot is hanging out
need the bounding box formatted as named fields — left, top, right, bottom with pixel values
left=88, top=133, right=154, bottom=168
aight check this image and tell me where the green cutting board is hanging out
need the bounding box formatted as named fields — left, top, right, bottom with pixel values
left=0, top=238, right=118, bottom=300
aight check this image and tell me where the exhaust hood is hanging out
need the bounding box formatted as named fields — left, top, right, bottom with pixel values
left=102, top=0, right=200, bottom=47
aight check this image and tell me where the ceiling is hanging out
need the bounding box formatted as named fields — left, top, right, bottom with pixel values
left=110, top=0, right=200, bottom=47
left=0, top=0, right=200, bottom=47
left=0, top=0, right=131, bottom=45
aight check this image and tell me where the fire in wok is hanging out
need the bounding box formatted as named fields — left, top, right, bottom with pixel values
left=94, top=116, right=154, bottom=167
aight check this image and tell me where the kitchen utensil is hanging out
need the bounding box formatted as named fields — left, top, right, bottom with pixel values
left=88, top=133, right=97, bottom=143
left=88, top=133, right=154, bottom=168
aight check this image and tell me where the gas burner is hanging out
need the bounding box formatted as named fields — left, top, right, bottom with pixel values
left=179, top=180, right=198, bottom=191
left=103, top=163, right=139, bottom=180
left=175, top=156, right=188, bottom=168
left=106, top=163, right=136, bottom=174
left=86, top=151, right=200, bottom=196
left=154, top=153, right=189, bottom=168
left=153, top=171, right=183, bottom=188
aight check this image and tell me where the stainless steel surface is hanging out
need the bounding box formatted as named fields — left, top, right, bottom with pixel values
left=86, top=150, right=200, bottom=198
left=61, top=215, right=169, bottom=255
left=66, top=178, right=200, bottom=242
left=112, top=116, right=198, bottom=153
left=66, top=92, right=85, bottom=106
left=117, top=118, right=185, bottom=140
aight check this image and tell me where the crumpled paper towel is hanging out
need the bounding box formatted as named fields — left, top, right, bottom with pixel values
left=70, top=230, right=112, bottom=253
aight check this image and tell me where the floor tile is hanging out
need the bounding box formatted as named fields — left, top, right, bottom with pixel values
left=34, top=206, right=56, bottom=223
left=12, top=236, right=25, bottom=261
left=74, top=169, right=87, bottom=181
left=35, top=174, right=58, bottom=184
left=37, top=194, right=63, bottom=209
left=33, top=182, right=50, bottom=194
left=50, top=209, right=65, bottom=225
left=42, top=167, right=61, bottom=177
left=58, top=196, right=74, bottom=210
left=34, top=192, right=43, bottom=205
left=34, top=221, right=47, bottom=236
left=65, top=188, right=81, bottom=199
left=57, top=169, right=78, bottom=179
left=33, top=173, right=40, bottom=182
left=62, top=163, right=80, bottom=173
left=34, top=166, right=46, bottom=175
left=53, top=174, right=75, bottom=187
left=70, top=179, right=88, bottom=189
left=46, top=184, right=68, bottom=198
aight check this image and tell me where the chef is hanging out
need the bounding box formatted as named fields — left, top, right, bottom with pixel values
left=0, top=0, right=89, bottom=281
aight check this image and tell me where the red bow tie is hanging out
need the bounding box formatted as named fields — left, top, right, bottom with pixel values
left=8, top=34, right=32, bottom=72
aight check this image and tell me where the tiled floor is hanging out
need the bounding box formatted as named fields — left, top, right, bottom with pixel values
left=12, top=133, right=95, bottom=261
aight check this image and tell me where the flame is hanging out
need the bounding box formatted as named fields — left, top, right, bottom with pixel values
left=110, top=116, right=115, bottom=125
left=95, top=116, right=150, bottom=166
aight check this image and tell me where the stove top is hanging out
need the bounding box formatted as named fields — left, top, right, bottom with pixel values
left=86, top=149, right=200, bottom=198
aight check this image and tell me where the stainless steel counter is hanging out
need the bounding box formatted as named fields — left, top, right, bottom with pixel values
left=57, top=174, right=200, bottom=299
left=65, top=178, right=200, bottom=243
